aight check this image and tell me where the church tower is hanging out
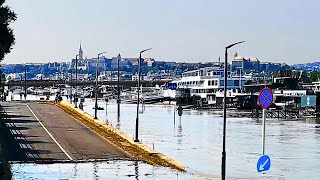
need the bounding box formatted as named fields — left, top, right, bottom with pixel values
left=79, top=43, right=84, bottom=60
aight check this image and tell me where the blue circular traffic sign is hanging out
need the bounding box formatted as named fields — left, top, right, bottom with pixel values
left=257, top=155, right=271, bottom=172
left=258, top=88, right=273, bottom=109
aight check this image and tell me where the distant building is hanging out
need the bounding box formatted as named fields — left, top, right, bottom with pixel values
left=144, top=58, right=155, bottom=67
left=86, top=57, right=112, bottom=70
left=6, top=73, right=20, bottom=80
left=123, top=58, right=139, bottom=66
left=166, top=62, right=177, bottom=67
left=70, top=43, right=88, bottom=70
left=121, top=73, right=133, bottom=81
left=111, top=55, right=132, bottom=69
left=132, top=75, right=144, bottom=81
left=79, top=43, right=83, bottom=60
left=260, top=62, right=289, bottom=72
left=36, top=74, right=45, bottom=80
left=232, top=53, right=260, bottom=72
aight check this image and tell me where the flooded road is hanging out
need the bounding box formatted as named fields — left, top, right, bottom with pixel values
left=9, top=94, right=320, bottom=179
left=12, top=161, right=202, bottom=180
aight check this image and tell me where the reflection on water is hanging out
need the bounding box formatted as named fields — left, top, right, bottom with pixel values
left=73, top=163, right=78, bottom=178
left=117, top=116, right=121, bottom=130
left=305, top=117, right=320, bottom=124
left=12, top=161, right=201, bottom=180
left=134, top=161, right=139, bottom=180
left=177, top=119, right=183, bottom=145
left=93, top=162, right=98, bottom=180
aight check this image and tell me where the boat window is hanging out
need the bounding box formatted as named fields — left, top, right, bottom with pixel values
left=206, top=89, right=214, bottom=93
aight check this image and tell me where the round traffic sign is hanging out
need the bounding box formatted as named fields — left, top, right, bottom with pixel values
left=258, top=88, right=273, bottom=109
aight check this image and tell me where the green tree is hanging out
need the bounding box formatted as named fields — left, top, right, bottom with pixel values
left=310, top=71, right=320, bottom=82
left=0, top=0, right=16, bottom=61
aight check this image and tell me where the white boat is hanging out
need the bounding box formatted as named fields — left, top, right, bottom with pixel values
left=172, top=67, right=252, bottom=104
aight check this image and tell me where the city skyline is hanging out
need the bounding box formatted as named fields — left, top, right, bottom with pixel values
left=3, top=0, right=320, bottom=65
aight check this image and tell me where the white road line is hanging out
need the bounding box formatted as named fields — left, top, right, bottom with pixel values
left=26, top=104, right=74, bottom=161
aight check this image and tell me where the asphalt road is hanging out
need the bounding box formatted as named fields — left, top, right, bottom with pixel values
left=0, top=102, right=130, bottom=162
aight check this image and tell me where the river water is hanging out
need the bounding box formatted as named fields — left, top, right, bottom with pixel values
left=9, top=94, right=320, bottom=179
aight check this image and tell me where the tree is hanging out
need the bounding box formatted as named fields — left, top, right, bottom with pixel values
left=310, top=71, right=320, bottom=82
left=0, top=0, right=16, bottom=61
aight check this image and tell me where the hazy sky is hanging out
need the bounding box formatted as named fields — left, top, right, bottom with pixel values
left=3, top=0, right=320, bottom=65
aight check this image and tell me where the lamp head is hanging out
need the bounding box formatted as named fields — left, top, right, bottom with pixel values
left=140, top=48, right=152, bottom=54
left=98, top=51, right=107, bottom=56
left=226, top=41, right=245, bottom=49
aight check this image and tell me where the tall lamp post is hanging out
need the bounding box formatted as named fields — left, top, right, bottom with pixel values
left=134, top=48, right=152, bottom=142
left=94, top=51, right=107, bottom=119
left=69, top=67, right=72, bottom=104
left=117, top=53, right=121, bottom=119
left=222, top=41, right=244, bottom=180
left=74, top=54, right=79, bottom=108
left=24, top=64, right=27, bottom=100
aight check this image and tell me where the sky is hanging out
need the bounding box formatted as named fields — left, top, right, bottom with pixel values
left=3, top=0, right=320, bottom=65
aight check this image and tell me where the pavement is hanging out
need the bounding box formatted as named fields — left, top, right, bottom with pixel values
left=0, top=102, right=130, bottom=162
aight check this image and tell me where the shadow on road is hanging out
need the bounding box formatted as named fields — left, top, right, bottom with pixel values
left=0, top=105, right=55, bottom=163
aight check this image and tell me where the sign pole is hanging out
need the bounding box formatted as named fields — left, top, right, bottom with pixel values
left=257, top=87, right=273, bottom=173
left=262, top=109, right=266, bottom=155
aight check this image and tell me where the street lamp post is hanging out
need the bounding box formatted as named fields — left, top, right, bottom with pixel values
left=134, top=48, right=152, bottom=142
left=75, top=55, right=79, bottom=108
left=222, top=41, right=244, bottom=180
left=117, top=53, right=121, bottom=119
left=94, top=51, right=107, bottom=119
left=69, top=65, right=73, bottom=104
left=24, top=64, right=27, bottom=100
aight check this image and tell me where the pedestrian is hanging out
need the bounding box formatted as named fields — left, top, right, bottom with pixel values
left=58, top=95, right=62, bottom=102
left=79, top=102, right=83, bottom=110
